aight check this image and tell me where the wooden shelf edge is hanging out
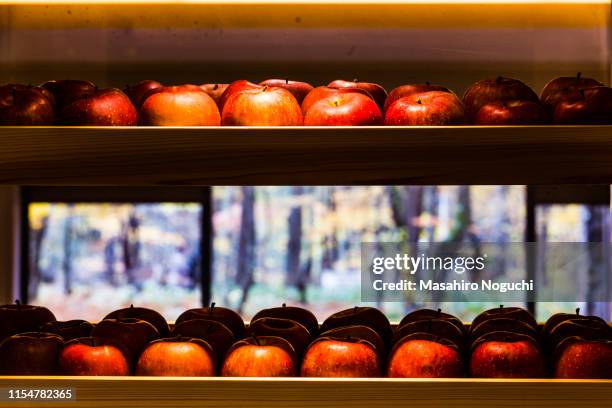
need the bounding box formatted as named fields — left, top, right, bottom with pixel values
left=0, top=376, right=611, bottom=408
left=1, top=126, right=612, bottom=186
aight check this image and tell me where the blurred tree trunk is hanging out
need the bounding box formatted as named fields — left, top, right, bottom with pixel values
left=586, top=206, right=610, bottom=320
left=237, top=186, right=256, bottom=313
left=62, top=205, right=74, bottom=295
left=287, top=186, right=310, bottom=302
left=28, top=216, right=48, bottom=300
left=321, top=186, right=339, bottom=270
left=121, top=210, right=141, bottom=289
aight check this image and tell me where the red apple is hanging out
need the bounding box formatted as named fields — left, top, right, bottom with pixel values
left=124, top=80, right=162, bottom=109
left=221, top=86, right=303, bottom=126
left=200, top=83, right=229, bottom=106
left=1, top=84, right=56, bottom=108
left=247, top=317, right=312, bottom=356
left=463, top=77, right=539, bottom=120
left=543, top=308, right=608, bottom=337
left=0, top=300, right=56, bottom=342
left=40, top=320, right=94, bottom=341
left=251, top=304, right=319, bottom=337
left=0, top=85, right=55, bottom=125
left=301, top=337, right=381, bottom=377
left=320, top=306, right=392, bottom=347
left=301, top=86, right=373, bottom=115
left=139, top=85, right=220, bottom=126
left=0, top=332, right=64, bottom=375
left=387, top=337, right=463, bottom=378
left=103, top=304, right=169, bottom=337
left=59, top=337, right=130, bottom=376
left=221, top=336, right=297, bottom=377
left=471, top=306, right=537, bottom=331
left=304, top=92, right=383, bottom=126
left=475, top=100, right=548, bottom=125
left=217, top=80, right=260, bottom=112
left=41, top=79, right=96, bottom=109
left=470, top=333, right=545, bottom=378
left=399, top=308, right=466, bottom=334
left=176, top=303, right=245, bottom=339
left=384, top=91, right=466, bottom=126
left=540, top=72, right=603, bottom=113
left=394, top=319, right=466, bottom=352
left=328, top=79, right=387, bottom=111
left=553, top=86, right=612, bottom=124
left=260, top=79, right=314, bottom=104
left=136, top=337, right=216, bottom=376
left=384, top=83, right=451, bottom=112
left=59, top=88, right=137, bottom=126
left=92, top=318, right=159, bottom=362
left=554, top=337, right=612, bottom=379
left=171, top=318, right=235, bottom=362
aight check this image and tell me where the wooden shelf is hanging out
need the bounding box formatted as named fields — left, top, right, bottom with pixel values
left=0, top=377, right=610, bottom=408
left=2, top=126, right=612, bottom=186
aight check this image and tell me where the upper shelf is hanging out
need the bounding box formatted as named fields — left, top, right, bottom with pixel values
left=1, top=126, right=612, bottom=186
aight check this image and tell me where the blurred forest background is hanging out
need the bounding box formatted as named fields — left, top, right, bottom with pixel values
left=27, top=186, right=611, bottom=322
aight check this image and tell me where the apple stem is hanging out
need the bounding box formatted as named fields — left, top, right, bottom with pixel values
left=15, top=299, right=21, bottom=309
left=416, top=99, right=422, bottom=105
left=252, top=335, right=260, bottom=346
left=213, top=84, right=219, bottom=90
left=426, top=81, right=430, bottom=86
left=285, top=78, right=289, bottom=84
left=282, top=303, right=286, bottom=307
left=11, top=87, right=17, bottom=104
left=210, top=302, right=216, bottom=314
left=576, top=72, right=582, bottom=81
left=576, top=307, right=581, bottom=315
left=496, top=76, right=502, bottom=84
left=354, top=306, right=358, bottom=314
left=130, top=304, right=134, bottom=309
left=437, top=308, right=441, bottom=315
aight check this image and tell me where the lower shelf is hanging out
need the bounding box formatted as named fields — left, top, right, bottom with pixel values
left=0, top=377, right=611, bottom=408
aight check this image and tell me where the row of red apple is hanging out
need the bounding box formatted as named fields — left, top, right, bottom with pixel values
left=0, top=302, right=610, bottom=378
left=1, top=74, right=610, bottom=127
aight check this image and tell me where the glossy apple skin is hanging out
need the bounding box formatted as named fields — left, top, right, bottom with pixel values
left=304, top=92, right=383, bottom=126
left=301, top=340, right=381, bottom=377
left=540, top=74, right=603, bottom=113
left=139, top=85, right=220, bottom=126
left=385, top=91, right=466, bottom=126
left=0, top=86, right=55, bottom=125
left=124, top=80, right=162, bottom=109
left=463, top=77, right=539, bottom=120
left=217, top=80, right=260, bottom=112
left=136, top=340, right=216, bottom=376
left=301, top=86, right=373, bottom=115
left=260, top=79, right=314, bottom=104
left=221, top=86, right=303, bottom=126
left=40, top=320, right=94, bottom=341
left=200, top=84, right=229, bottom=106
left=60, top=343, right=130, bottom=376
left=0, top=332, right=64, bottom=375
left=104, top=305, right=169, bottom=337
left=0, top=303, right=56, bottom=342
left=470, top=340, right=545, bottom=378
left=475, top=100, right=548, bottom=125
left=384, top=84, right=451, bottom=112
left=92, top=318, right=159, bottom=363
left=221, top=344, right=296, bottom=377
left=59, top=88, right=138, bottom=126
left=328, top=80, right=387, bottom=111
left=387, top=339, right=463, bottom=378
left=552, top=86, right=612, bottom=124
left=555, top=341, right=612, bottom=379
left=41, top=79, right=96, bottom=109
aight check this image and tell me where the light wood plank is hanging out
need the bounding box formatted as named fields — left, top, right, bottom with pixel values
left=2, top=126, right=612, bottom=185
left=0, top=377, right=610, bottom=408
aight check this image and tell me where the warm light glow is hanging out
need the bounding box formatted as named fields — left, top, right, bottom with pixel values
left=2, top=0, right=610, bottom=4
